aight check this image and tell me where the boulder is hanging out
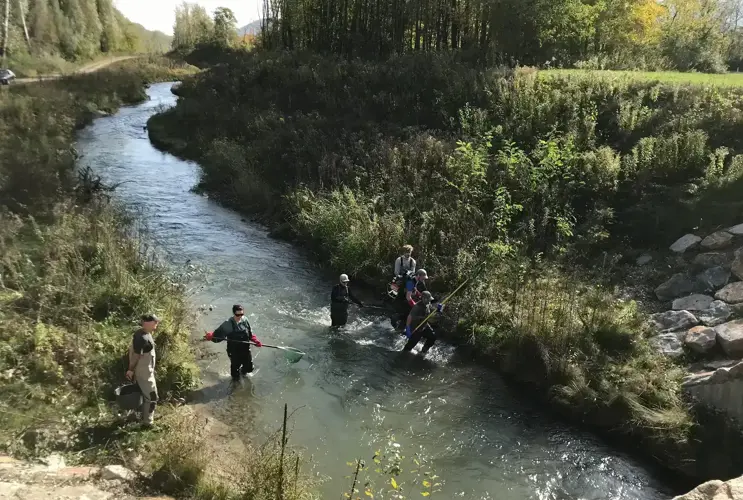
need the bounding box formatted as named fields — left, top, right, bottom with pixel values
left=732, top=253, right=743, bottom=281
left=672, top=475, right=743, bottom=500
left=693, top=252, right=731, bottom=270
left=672, top=294, right=714, bottom=311
left=697, top=266, right=731, bottom=291
left=651, top=310, right=700, bottom=332
left=636, top=253, right=652, bottom=266
left=101, top=464, right=136, bottom=482
left=655, top=273, right=702, bottom=301
left=685, top=326, right=717, bottom=354
left=697, top=300, right=732, bottom=327
left=715, top=320, right=743, bottom=358
left=716, top=282, right=743, bottom=304
left=700, top=231, right=734, bottom=250
left=650, top=332, right=685, bottom=357
left=728, top=223, right=743, bottom=236
left=670, top=234, right=702, bottom=253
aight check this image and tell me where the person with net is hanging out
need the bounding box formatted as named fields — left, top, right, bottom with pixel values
left=205, top=304, right=263, bottom=381
left=403, top=291, right=443, bottom=355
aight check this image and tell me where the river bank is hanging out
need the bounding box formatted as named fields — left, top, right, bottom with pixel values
left=146, top=49, right=743, bottom=484
left=0, top=57, right=318, bottom=500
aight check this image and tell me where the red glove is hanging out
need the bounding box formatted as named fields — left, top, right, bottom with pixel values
left=204, top=331, right=214, bottom=341
left=251, top=335, right=262, bottom=347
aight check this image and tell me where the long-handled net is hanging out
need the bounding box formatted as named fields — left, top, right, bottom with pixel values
left=204, top=333, right=305, bottom=364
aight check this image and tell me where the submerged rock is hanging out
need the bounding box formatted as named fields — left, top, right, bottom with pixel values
left=672, top=294, right=714, bottom=311
left=715, top=320, right=743, bottom=358
left=716, top=282, right=743, bottom=304
left=670, top=234, right=702, bottom=253
left=685, top=326, right=717, bottom=354
left=700, top=231, right=734, bottom=250
left=697, top=300, right=733, bottom=327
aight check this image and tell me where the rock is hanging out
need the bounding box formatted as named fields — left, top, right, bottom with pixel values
left=672, top=475, right=743, bottom=500
left=697, top=300, right=733, bottom=326
left=651, top=310, right=700, bottom=332
left=700, top=231, right=734, bottom=250
left=650, top=332, right=685, bottom=357
left=101, top=464, right=136, bottom=482
left=655, top=273, right=703, bottom=301
left=715, top=320, right=743, bottom=358
left=731, top=303, right=743, bottom=319
left=703, top=359, right=739, bottom=371
left=685, top=326, right=717, bottom=354
left=42, top=453, right=65, bottom=471
left=670, top=234, right=702, bottom=253
left=697, top=266, right=731, bottom=291
left=672, top=294, right=714, bottom=311
left=693, top=252, right=731, bottom=270
left=715, top=282, right=743, bottom=304
left=732, top=253, right=743, bottom=281
left=728, top=223, right=743, bottom=236
left=636, top=253, right=653, bottom=266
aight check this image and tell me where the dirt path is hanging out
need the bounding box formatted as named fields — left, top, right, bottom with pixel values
left=14, top=56, right=138, bottom=84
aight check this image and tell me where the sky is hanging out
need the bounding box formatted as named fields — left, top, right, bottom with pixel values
left=114, top=0, right=263, bottom=35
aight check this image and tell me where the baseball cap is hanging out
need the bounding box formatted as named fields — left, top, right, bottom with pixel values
left=340, top=274, right=350, bottom=282
left=141, top=313, right=160, bottom=323
left=417, top=269, right=428, bottom=278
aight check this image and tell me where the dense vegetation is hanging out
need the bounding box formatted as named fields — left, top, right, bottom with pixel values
left=1, top=0, right=171, bottom=76
left=148, top=48, right=743, bottom=480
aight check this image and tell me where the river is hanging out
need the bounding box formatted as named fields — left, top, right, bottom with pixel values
left=76, top=82, right=676, bottom=500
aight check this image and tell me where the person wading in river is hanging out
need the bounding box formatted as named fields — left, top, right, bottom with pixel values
left=126, top=314, right=160, bottom=426
left=394, top=245, right=416, bottom=278
left=404, top=291, right=443, bottom=355
left=331, top=274, right=364, bottom=327
left=393, top=268, right=429, bottom=329
left=206, top=305, right=263, bottom=381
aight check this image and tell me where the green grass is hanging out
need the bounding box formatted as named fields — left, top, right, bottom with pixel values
left=542, top=68, right=743, bottom=86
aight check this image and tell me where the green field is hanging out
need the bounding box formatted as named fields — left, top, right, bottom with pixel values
left=542, top=68, right=743, bottom=87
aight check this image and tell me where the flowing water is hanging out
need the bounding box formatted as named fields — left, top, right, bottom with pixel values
left=76, top=82, right=677, bottom=500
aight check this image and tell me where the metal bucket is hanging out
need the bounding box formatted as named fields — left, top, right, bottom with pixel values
left=115, top=383, right=142, bottom=411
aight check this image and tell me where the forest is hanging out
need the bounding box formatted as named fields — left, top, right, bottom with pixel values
left=1, top=0, right=171, bottom=75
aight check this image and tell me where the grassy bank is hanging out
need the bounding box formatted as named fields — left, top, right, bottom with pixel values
left=542, top=68, right=743, bottom=87
left=148, top=50, right=743, bottom=482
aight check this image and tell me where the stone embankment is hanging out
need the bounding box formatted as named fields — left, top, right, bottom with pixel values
left=0, top=454, right=171, bottom=500
left=645, top=224, right=743, bottom=423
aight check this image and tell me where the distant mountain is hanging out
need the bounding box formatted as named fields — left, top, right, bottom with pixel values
left=238, top=20, right=263, bottom=36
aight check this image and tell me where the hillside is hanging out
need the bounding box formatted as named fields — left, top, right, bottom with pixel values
left=237, top=20, right=262, bottom=36
left=1, top=0, right=172, bottom=76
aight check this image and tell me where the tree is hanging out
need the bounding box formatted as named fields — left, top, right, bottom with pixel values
left=172, top=1, right=213, bottom=51
left=660, top=0, right=729, bottom=73
left=212, top=6, right=236, bottom=47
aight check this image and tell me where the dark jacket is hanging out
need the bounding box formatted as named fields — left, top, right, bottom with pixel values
left=331, top=284, right=363, bottom=309
left=211, top=317, right=253, bottom=343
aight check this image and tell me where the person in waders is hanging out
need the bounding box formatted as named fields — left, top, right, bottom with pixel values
left=126, top=314, right=160, bottom=426
left=394, top=245, right=416, bottom=277
left=394, top=268, right=429, bottom=329
left=331, top=274, right=364, bottom=327
left=404, top=291, right=443, bottom=354
left=206, top=305, right=263, bottom=381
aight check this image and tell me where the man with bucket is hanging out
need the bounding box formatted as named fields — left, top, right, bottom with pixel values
left=126, top=314, right=160, bottom=426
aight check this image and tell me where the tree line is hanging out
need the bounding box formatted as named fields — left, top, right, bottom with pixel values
left=171, top=2, right=239, bottom=52
left=248, top=0, right=743, bottom=72
left=1, top=0, right=171, bottom=63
